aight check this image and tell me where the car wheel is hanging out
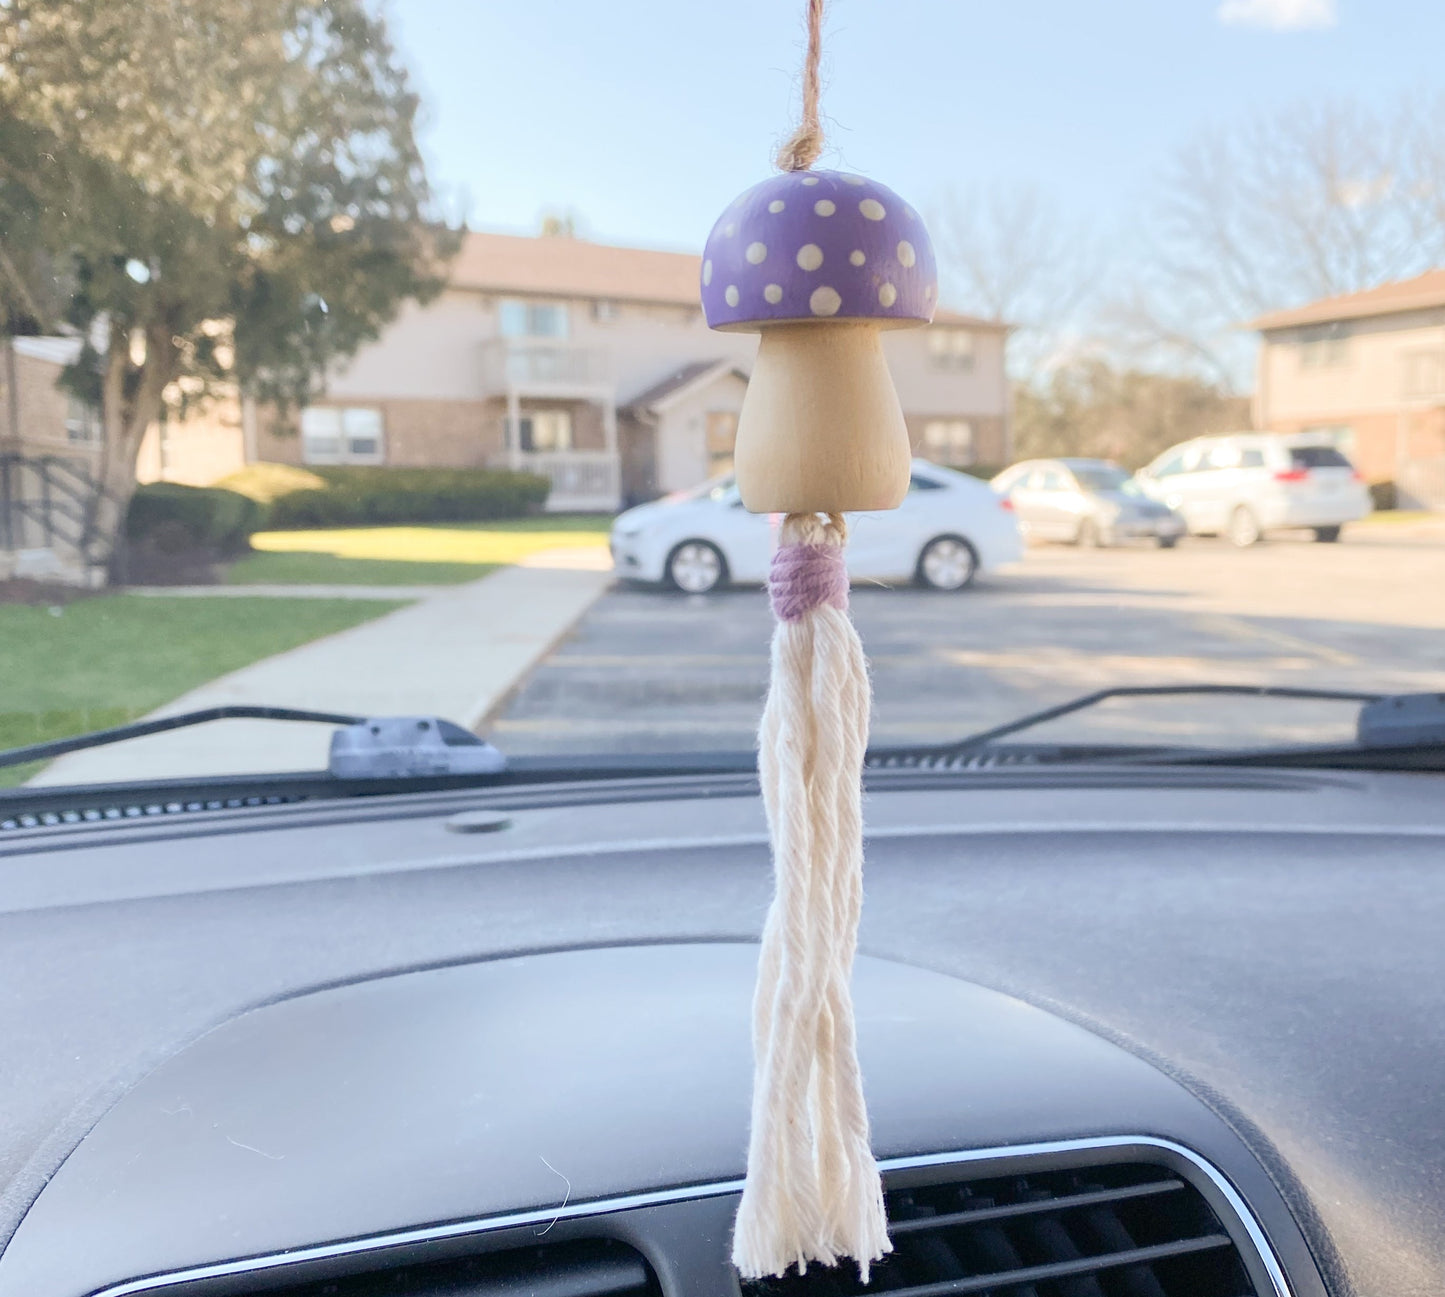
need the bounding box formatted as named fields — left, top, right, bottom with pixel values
left=1314, top=525, right=1342, bottom=543
left=1226, top=506, right=1262, bottom=548
left=1076, top=519, right=1102, bottom=548
left=666, top=540, right=727, bottom=594
left=916, top=535, right=978, bottom=591
left=1156, top=535, right=1178, bottom=549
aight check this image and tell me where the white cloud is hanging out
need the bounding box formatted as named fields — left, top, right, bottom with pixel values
left=1217, top=0, right=1337, bottom=30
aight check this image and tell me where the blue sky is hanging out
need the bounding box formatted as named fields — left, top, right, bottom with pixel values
left=389, top=0, right=1445, bottom=255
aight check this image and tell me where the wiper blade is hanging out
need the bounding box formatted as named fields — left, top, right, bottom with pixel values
left=0, top=706, right=363, bottom=771
left=874, top=684, right=1383, bottom=762
left=0, top=707, right=508, bottom=780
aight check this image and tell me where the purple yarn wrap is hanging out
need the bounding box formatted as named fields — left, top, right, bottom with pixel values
left=769, top=542, right=849, bottom=622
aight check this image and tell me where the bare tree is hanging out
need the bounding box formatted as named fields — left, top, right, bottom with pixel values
left=1130, top=96, right=1445, bottom=384
left=932, top=184, right=1104, bottom=378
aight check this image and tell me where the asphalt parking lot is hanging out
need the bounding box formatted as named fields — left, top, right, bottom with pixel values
left=493, top=524, right=1445, bottom=756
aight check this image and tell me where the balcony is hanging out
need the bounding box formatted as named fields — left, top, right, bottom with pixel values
left=480, top=338, right=612, bottom=396
left=492, top=449, right=621, bottom=512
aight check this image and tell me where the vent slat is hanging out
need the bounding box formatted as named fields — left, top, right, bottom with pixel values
left=879, top=1234, right=1234, bottom=1297
left=740, top=1159, right=1263, bottom=1297
left=888, top=1178, right=1187, bottom=1235
left=195, top=1238, right=656, bottom=1297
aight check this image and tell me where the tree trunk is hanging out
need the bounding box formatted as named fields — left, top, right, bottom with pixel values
left=93, top=318, right=175, bottom=581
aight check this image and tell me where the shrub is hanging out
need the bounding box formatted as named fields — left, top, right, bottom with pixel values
left=125, top=483, right=265, bottom=557
left=264, top=466, right=550, bottom=528
left=1369, top=480, right=1397, bottom=511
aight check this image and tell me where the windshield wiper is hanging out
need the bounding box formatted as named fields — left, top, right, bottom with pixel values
left=0, top=706, right=363, bottom=771
left=888, top=684, right=1382, bottom=759
left=870, top=686, right=1445, bottom=773
left=0, top=706, right=507, bottom=779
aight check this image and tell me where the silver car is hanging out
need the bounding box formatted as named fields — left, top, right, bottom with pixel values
left=991, top=459, right=1186, bottom=548
left=1135, top=433, right=1372, bottom=546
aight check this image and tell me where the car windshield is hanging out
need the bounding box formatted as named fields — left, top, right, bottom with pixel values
left=1068, top=466, right=1132, bottom=492
left=2, top=0, right=1444, bottom=791
left=1290, top=446, right=1353, bottom=470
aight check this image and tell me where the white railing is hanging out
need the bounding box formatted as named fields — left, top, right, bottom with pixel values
left=480, top=339, right=612, bottom=392
left=500, top=450, right=621, bottom=511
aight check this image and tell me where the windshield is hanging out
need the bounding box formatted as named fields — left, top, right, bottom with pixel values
left=1068, top=466, right=1132, bottom=493
left=3, top=1, right=1445, bottom=790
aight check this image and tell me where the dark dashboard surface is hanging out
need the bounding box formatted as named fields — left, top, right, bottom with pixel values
left=2, top=766, right=1444, bottom=1297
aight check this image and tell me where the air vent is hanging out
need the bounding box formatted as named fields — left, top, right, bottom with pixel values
left=741, top=1161, right=1262, bottom=1296
left=866, top=751, right=1041, bottom=772
left=189, top=1238, right=656, bottom=1297
left=0, top=792, right=305, bottom=833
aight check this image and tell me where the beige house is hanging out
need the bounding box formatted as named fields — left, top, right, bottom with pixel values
left=253, top=230, right=1011, bottom=509
left=1251, top=270, right=1445, bottom=509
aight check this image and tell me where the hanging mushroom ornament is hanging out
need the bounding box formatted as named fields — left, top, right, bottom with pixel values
left=701, top=173, right=936, bottom=512
left=705, top=0, right=938, bottom=1284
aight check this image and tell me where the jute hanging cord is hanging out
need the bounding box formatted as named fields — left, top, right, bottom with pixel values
left=697, top=0, right=940, bottom=1281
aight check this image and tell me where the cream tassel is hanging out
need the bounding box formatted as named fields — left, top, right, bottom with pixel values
left=732, top=512, right=890, bottom=1282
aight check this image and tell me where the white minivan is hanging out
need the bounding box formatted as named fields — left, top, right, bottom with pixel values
left=1136, top=433, right=1372, bottom=546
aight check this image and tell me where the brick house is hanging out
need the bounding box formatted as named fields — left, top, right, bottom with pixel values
left=252, top=230, right=1012, bottom=509
left=1251, top=270, right=1445, bottom=509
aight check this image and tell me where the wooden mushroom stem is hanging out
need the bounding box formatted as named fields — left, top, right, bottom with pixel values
left=734, top=321, right=913, bottom=514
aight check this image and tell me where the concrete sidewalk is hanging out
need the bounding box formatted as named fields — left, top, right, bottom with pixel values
left=32, top=562, right=614, bottom=785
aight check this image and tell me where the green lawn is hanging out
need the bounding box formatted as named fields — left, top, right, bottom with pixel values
left=0, top=595, right=404, bottom=786
left=226, top=514, right=613, bottom=586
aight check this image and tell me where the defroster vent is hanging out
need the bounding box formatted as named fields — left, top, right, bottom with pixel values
left=742, top=1160, right=1266, bottom=1297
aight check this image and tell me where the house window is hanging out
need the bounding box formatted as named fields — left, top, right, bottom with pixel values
left=1298, top=323, right=1351, bottom=369
left=921, top=419, right=975, bottom=465
left=64, top=396, right=101, bottom=444
left=301, top=406, right=386, bottom=464
left=499, top=299, right=570, bottom=339
left=705, top=411, right=738, bottom=475
left=508, top=409, right=573, bottom=453
left=927, top=328, right=975, bottom=372
left=591, top=300, right=620, bottom=323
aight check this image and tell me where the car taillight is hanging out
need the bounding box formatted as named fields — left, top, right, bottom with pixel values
left=1274, top=468, right=1308, bottom=483
left=999, top=496, right=1015, bottom=511
left=1351, top=468, right=1364, bottom=482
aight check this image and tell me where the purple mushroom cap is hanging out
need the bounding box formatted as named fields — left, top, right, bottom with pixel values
left=700, top=169, right=936, bottom=332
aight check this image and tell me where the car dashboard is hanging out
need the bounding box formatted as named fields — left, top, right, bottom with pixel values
left=2, top=764, right=1444, bottom=1297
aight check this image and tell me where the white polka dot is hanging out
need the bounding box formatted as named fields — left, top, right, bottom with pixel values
left=801, top=175, right=820, bottom=186
left=768, top=199, right=785, bottom=213
left=745, top=241, right=767, bottom=264
left=859, top=199, right=886, bottom=221
left=813, top=198, right=836, bottom=217
left=723, top=222, right=737, bottom=237
left=764, top=283, right=783, bottom=304
left=796, top=243, right=823, bottom=271
left=809, top=285, right=842, bottom=316
left=925, top=285, right=934, bottom=298
left=897, top=240, right=916, bottom=268
left=724, top=285, right=739, bottom=307
left=842, top=175, right=866, bottom=185
left=878, top=283, right=897, bottom=308
left=905, top=206, right=917, bottom=221
left=702, top=260, right=712, bottom=285
left=849, top=250, right=865, bottom=267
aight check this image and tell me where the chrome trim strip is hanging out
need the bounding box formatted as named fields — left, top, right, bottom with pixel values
left=92, top=1134, right=1292, bottom=1297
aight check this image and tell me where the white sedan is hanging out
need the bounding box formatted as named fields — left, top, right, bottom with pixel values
left=610, top=460, right=1024, bottom=593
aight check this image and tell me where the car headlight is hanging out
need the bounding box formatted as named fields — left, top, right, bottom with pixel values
left=613, top=522, right=645, bottom=539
